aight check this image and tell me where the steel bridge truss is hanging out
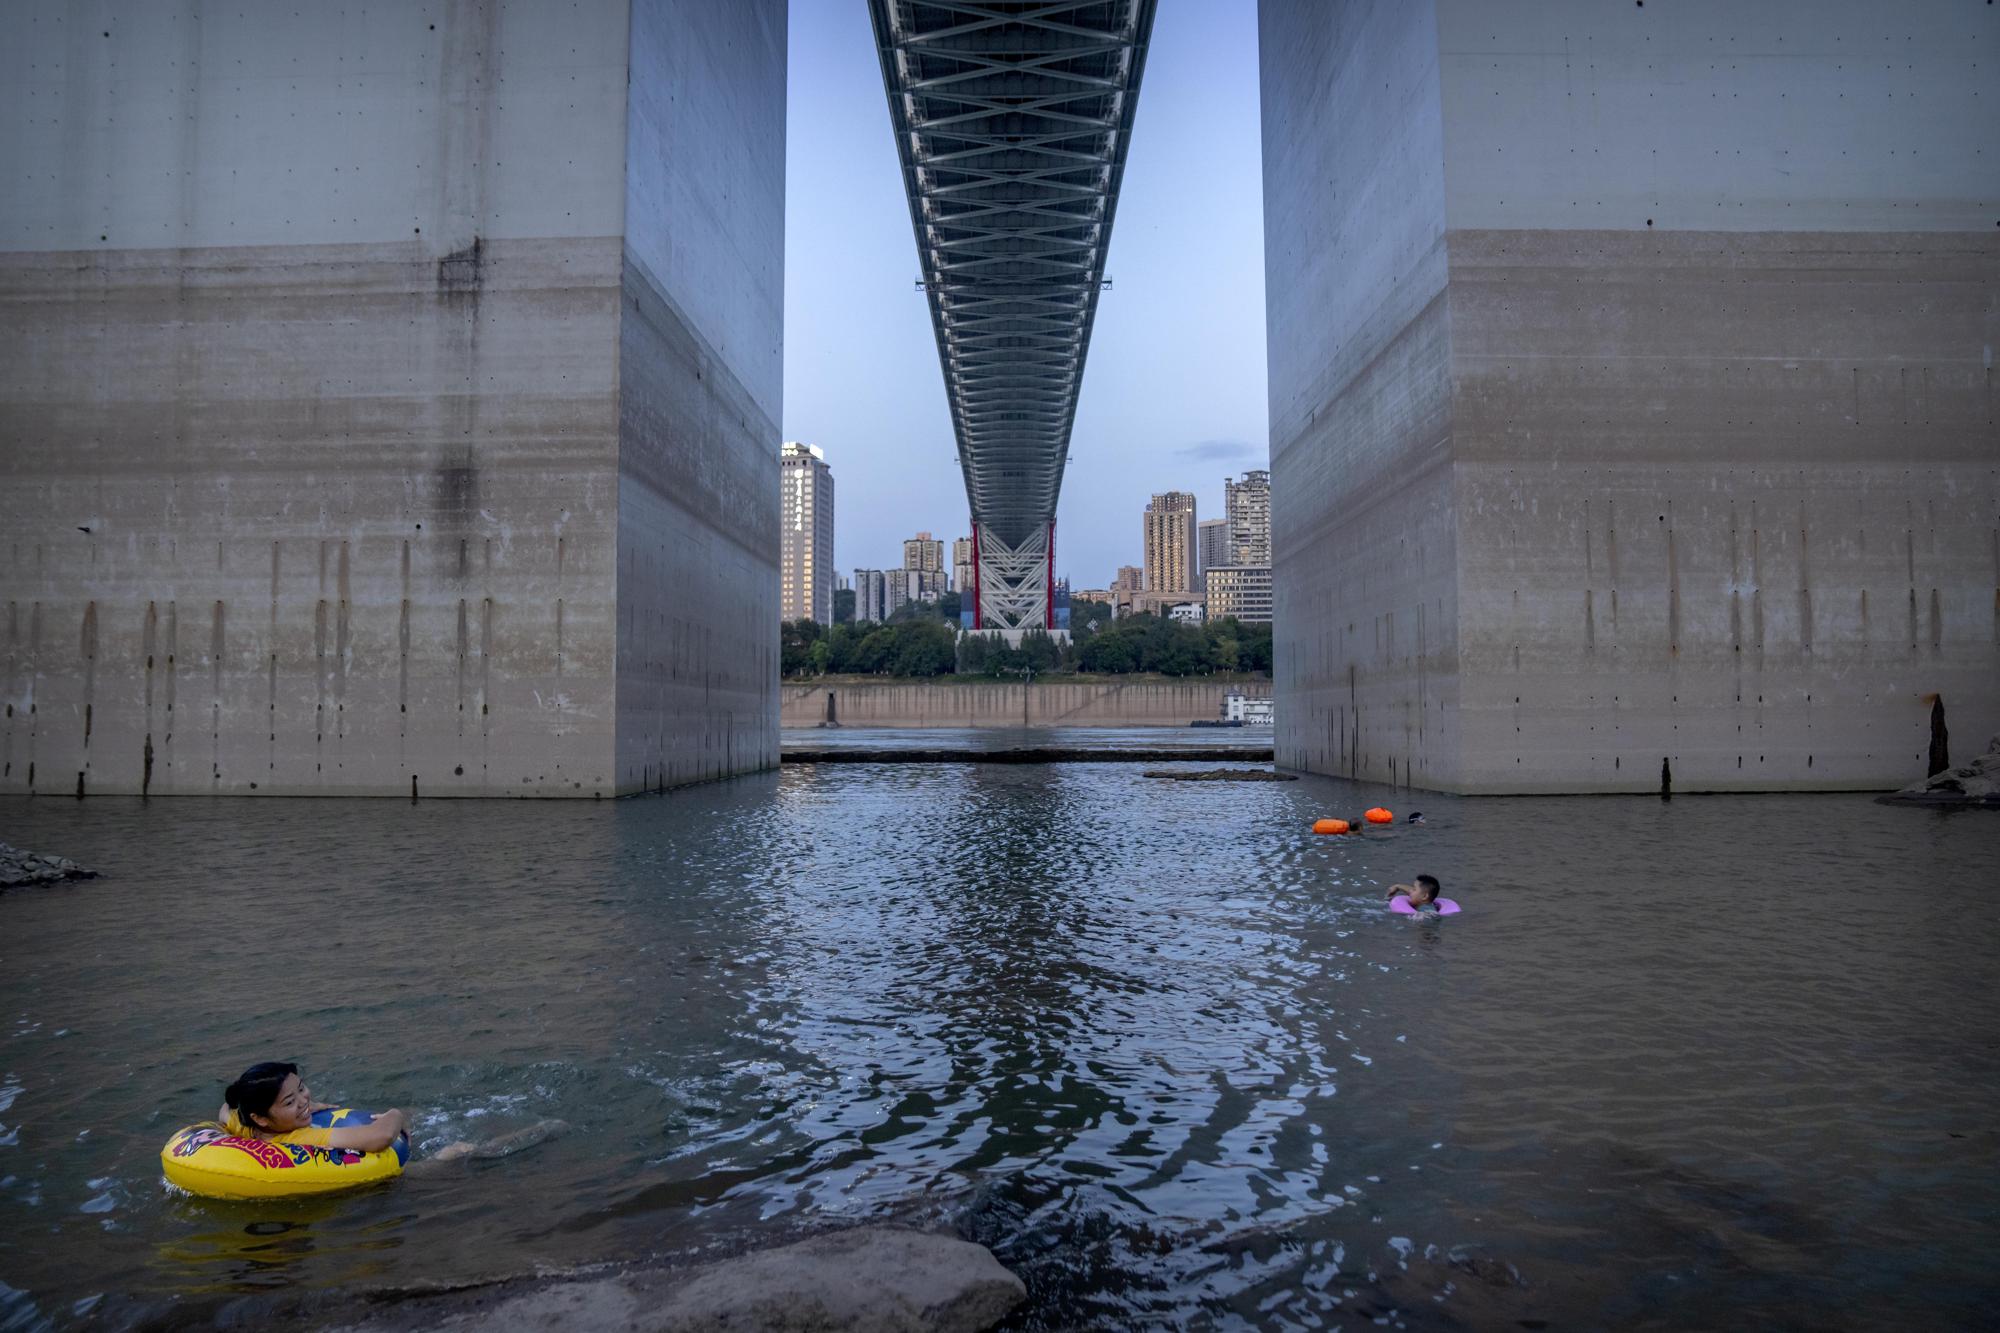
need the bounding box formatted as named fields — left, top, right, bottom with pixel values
left=970, top=522, right=1052, bottom=634
left=870, top=0, right=1157, bottom=631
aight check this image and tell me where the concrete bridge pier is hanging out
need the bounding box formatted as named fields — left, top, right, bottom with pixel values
left=0, top=0, right=785, bottom=797
left=1259, top=0, right=1999, bottom=794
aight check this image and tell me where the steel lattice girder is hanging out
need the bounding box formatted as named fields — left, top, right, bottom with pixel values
left=869, top=0, right=1158, bottom=553
left=972, top=521, right=1053, bottom=632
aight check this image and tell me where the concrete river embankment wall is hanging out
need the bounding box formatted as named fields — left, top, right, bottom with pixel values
left=781, top=679, right=1272, bottom=729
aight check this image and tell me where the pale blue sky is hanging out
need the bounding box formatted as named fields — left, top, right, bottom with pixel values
left=782, top=1, right=1270, bottom=589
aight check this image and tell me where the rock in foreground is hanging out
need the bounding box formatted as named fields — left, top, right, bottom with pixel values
left=334, top=1227, right=1025, bottom=1333
left=0, top=843, right=98, bottom=892
left=1878, top=734, right=2000, bottom=807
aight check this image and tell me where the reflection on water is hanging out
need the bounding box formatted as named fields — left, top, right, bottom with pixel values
left=1, top=756, right=1996, bottom=1329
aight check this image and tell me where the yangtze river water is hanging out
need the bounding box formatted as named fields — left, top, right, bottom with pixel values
left=1, top=740, right=1994, bottom=1329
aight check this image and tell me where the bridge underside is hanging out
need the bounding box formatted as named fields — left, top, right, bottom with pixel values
left=871, top=0, right=1156, bottom=631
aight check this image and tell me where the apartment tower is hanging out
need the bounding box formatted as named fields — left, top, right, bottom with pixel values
left=1143, top=492, right=1198, bottom=594
left=781, top=442, right=834, bottom=624
left=1224, top=469, right=1272, bottom=566
left=902, top=531, right=947, bottom=602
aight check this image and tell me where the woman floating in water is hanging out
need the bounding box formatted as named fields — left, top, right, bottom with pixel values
left=166, top=1060, right=566, bottom=1199
left=220, top=1062, right=407, bottom=1151
left=159, top=1061, right=413, bottom=1199
left=221, top=1061, right=565, bottom=1164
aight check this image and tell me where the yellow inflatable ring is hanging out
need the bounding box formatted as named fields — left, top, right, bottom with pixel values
left=160, top=1107, right=407, bottom=1200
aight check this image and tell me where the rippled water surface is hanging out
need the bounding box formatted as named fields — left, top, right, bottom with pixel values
left=781, top=725, right=1274, bottom=751
left=2, top=758, right=1996, bottom=1329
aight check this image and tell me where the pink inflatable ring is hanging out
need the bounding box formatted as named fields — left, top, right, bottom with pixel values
left=1390, top=897, right=1461, bottom=916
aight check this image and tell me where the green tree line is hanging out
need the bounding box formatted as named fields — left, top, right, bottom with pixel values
left=1070, top=613, right=1272, bottom=675
left=782, top=618, right=958, bottom=677
left=781, top=612, right=1271, bottom=679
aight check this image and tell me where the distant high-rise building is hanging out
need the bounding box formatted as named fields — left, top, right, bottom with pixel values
left=1205, top=565, right=1273, bottom=624
left=903, top=532, right=946, bottom=586
left=1112, top=565, right=1144, bottom=593
left=1143, top=492, right=1198, bottom=594
left=781, top=442, right=834, bottom=624
left=1224, top=468, right=1271, bottom=566
left=887, top=534, right=947, bottom=605
left=853, top=568, right=888, bottom=623
left=1197, top=518, right=1230, bottom=577
left=834, top=571, right=851, bottom=594
left=952, top=536, right=974, bottom=601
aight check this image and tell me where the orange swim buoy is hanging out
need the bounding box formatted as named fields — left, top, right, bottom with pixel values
left=1364, top=807, right=1394, bottom=825
left=1312, top=818, right=1350, bottom=835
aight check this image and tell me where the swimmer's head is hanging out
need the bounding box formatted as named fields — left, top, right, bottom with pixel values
left=1412, top=874, right=1441, bottom=904
left=1407, top=811, right=1426, bottom=824
left=226, top=1061, right=311, bottom=1134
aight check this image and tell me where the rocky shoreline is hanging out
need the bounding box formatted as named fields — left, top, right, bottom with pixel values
left=325, top=1226, right=1024, bottom=1333
left=0, top=842, right=97, bottom=892
left=1877, top=734, right=2000, bottom=807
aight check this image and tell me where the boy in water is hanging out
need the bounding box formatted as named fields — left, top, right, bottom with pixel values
left=1387, top=874, right=1444, bottom=913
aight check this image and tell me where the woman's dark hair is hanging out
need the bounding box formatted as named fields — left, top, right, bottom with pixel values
left=1415, top=874, right=1441, bottom=894
left=225, top=1061, right=298, bottom=1129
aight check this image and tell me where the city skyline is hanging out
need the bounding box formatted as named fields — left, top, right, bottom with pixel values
left=797, top=461, right=1277, bottom=626
left=790, top=429, right=1267, bottom=592
left=803, top=462, right=1262, bottom=593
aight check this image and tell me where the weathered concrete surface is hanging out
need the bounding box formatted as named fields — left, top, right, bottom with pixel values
left=1261, top=0, right=2000, bottom=794
left=1448, top=229, right=1998, bottom=793
left=0, top=0, right=783, bottom=798
left=781, top=678, right=1271, bottom=728
left=615, top=0, right=785, bottom=793
left=331, top=1227, right=1025, bottom=1333
left=1260, top=0, right=1461, bottom=791
left=1, top=237, right=626, bottom=798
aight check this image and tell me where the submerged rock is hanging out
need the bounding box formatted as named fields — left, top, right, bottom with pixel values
left=333, top=1226, right=1025, bottom=1332
left=1142, top=768, right=1296, bottom=782
left=1879, top=734, right=2000, bottom=807
left=469, top=1117, right=568, bottom=1160
left=0, top=843, right=98, bottom=892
